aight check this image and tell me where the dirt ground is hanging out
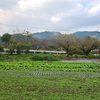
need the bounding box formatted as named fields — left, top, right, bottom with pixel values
left=61, top=59, right=100, bottom=63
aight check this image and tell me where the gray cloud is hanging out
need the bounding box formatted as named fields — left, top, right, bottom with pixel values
left=0, top=0, right=18, bottom=10
left=0, top=0, right=100, bottom=35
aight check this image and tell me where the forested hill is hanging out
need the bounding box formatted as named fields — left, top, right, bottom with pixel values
left=32, top=31, right=100, bottom=39
left=73, top=31, right=100, bottom=38
left=31, top=31, right=61, bottom=39
left=6, top=31, right=61, bottom=42
left=1, top=31, right=100, bottom=43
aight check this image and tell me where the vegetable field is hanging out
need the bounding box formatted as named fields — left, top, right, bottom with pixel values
left=0, top=61, right=100, bottom=100
left=0, top=61, right=100, bottom=72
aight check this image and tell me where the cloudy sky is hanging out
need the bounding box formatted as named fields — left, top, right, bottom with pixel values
left=0, top=0, right=100, bottom=35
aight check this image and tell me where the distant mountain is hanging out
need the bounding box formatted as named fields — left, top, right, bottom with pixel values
left=1, top=31, right=99, bottom=44
left=31, top=31, right=61, bottom=39
left=73, top=31, right=100, bottom=38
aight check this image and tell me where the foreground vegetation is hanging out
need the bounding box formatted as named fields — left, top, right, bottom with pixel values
left=0, top=61, right=100, bottom=72
left=0, top=53, right=100, bottom=100
left=0, top=74, right=100, bottom=100
left=0, top=53, right=100, bottom=62
left=0, top=53, right=66, bottom=62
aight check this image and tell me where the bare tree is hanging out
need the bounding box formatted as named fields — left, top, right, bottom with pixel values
left=78, top=36, right=99, bottom=56
left=55, top=34, right=76, bottom=57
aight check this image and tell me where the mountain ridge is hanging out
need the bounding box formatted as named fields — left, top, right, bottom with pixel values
left=31, top=31, right=61, bottom=39
left=73, top=31, right=100, bottom=38
left=7, top=31, right=100, bottom=42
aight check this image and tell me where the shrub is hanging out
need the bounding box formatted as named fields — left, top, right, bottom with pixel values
left=31, top=53, right=59, bottom=61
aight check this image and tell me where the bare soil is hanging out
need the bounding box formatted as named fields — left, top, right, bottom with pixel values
left=61, top=59, right=100, bottom=63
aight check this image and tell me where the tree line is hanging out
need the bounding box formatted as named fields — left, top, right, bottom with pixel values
left=0, top=32, right=100, bottom=57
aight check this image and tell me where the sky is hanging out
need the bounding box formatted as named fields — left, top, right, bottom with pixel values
left=0, top=0, right=100, bottom=35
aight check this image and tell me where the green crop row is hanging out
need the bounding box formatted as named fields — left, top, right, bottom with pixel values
left=0, top=61, right=100, bottom=72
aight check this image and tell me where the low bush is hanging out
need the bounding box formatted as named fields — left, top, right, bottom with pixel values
left=81, top=55, right=100, bottom=59
left=31, top=53, right=60, bottom=61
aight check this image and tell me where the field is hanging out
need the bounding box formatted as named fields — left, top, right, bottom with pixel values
left=0, top=61, right=100, bottom=71
left=0, top=60, right=100, bottom=100
left=0, top=75, right=100, bottom=100
left=0, top=53, right=100, bottom=100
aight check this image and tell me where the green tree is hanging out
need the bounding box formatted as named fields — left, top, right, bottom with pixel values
left=15, top=42, right=32, bottom=54
left=0, top=45, right=3, bottom=52
left=1, top=33, right=11, bottom=46
left=8, top=41, right=16, bottom=55
left=23, top=42, right=31, bottom=54
left=8, top=40, right=32, bottom=55
left=15, top=42, right=23, bottom=54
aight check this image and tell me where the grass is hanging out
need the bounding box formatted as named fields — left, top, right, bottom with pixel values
left=0, top=54, right=33, bottom=61
left=0, top=53, right=65, bottom=61
left=0, top=74, right=100, bottom=100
